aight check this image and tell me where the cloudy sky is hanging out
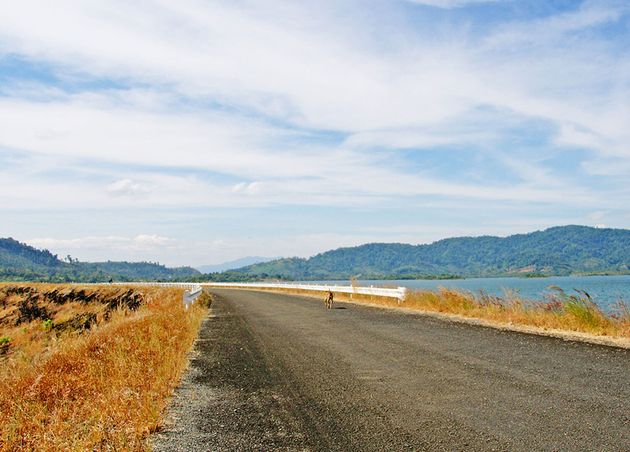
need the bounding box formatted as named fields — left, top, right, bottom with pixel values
left=1, top=0, right=629, bottom=267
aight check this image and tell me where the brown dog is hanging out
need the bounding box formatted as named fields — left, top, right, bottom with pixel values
left=325, top=290, right=334, bottom=309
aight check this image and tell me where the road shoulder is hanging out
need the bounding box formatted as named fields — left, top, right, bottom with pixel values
left=151, top=294, right=318, bottom=451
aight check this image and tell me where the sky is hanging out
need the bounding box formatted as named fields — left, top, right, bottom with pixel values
left=1, top=0, right=629, bottom=267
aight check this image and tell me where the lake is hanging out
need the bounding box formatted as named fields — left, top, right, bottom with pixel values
left=310, top=275, right=630, bottom=312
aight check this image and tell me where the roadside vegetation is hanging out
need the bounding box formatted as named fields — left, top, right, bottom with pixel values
left=0, top=284, right=208, bottom=450
left=400, top=286, right=630, bottom=340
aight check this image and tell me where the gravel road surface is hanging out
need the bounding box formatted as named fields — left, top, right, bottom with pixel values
left=153, top=289, right=630, bottom=451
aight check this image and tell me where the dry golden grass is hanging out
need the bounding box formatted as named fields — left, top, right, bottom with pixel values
left=399, top=287, right=630, bottom=339
left=0, top=284, right=207, bottom=451
left=337, top=286, right=630, bottom=340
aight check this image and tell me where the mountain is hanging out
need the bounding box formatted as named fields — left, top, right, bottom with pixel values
left=196, top=256, right=277, bottom=273
left=0, top=237, right=200, bottom=282
left=6, top=225, right=629, bottom=282
left=0, top=237, right=62, bottom=272
left=231, top=226, right=630, bottom=280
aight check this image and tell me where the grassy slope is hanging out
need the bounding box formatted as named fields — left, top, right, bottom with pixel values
left=0, top=284, right=208, bottom=450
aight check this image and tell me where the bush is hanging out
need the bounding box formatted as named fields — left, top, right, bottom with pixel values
left=42, top=319, right=53, bottom=331
left=0, top=336, right=10, bottom=355
left=196, top=291, right=214, bottom=308
left=547, top=287, right=610, bottom=331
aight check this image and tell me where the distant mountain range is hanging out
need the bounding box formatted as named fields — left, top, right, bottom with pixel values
left=3, top=225, right=630, bottom=283
left=228, top=226, right=630, bottom=280
left=0, top=238, right=200, bottom=282
left=196, top=256, right=277, bottom=274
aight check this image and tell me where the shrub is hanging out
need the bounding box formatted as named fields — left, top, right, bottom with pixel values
left=42, top=319, right=53, bottom=331
left=547, top=287, right=610, bottom=331
left=0, top=336, right=10, bottom=356
left=196, top=291, right=214, bottom=308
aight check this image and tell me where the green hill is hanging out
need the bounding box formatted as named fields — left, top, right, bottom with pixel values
left=231, top=226, right=630, bottom=280
left=0, top=238, right=200, bottom=282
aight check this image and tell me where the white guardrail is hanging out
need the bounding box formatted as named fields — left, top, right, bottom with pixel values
left=109, top=281, right=407, bottom=301
left=200, top=282, right=407, bottom=300
left=108, top=282, right=204, bottom=308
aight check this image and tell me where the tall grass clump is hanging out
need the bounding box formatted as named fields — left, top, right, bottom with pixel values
left=546, top=287, right=609, bottom=331
left=402, top=286, right=630, bottom=340
left=0, top=285, right=207, bottom=451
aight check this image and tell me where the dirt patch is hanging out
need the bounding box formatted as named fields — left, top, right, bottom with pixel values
left=53, top=312, right=98, bottom=332
left=17, top=295, right=52, bottom=324
left=0, top=285, right=145, bottom=328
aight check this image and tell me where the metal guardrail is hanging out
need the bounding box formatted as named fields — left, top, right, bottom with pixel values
left=200, top=282, right=407, bottom=300
left=183, top=285, right=203, bottom=309
left=104, top=281, right=406, bottom=301
left=105, top=282, right=203, bottom=307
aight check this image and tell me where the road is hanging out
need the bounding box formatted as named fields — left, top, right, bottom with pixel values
left=154, top=289, right=630, bottom=451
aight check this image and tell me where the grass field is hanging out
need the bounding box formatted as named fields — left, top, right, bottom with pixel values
left=0, top=284, right=208, bottom=451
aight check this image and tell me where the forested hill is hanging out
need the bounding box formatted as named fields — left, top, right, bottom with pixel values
left=0, top=238, right=200, bottom=282
left=232, top=226, right=630, bottom=280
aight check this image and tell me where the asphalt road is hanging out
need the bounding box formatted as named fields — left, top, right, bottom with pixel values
left=154, top=289, right=630, bottom=451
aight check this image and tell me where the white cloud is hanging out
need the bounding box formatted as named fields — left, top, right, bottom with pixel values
left=0, top=91, right=599, bottom=208
left=581, top=158, right=630, bottom=177
left=344, top=129, right=492, bottom=149
left=0, top=0, right=627, bottom=158
left=107, top=179, right=151, bottom=197
left=232, top=181, right=263, bottom=195
left=406, top=0, right=501, bottom=8
left=133, top=234, right=172, bottom=247
left=485, top=1, right=629, bottom=47
left=0, top=0, right=538, bottom=133
left=588, top=211, right=607, bottom=222
left=555, top=124, right=607, bottom=151
left=29, top=234, right=173, bottom=251
left=0, top=1, right=625, bottom=161
left=27, top=234, right=177, bottom=263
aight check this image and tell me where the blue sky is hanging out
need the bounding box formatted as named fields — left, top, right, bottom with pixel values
left=1, top=0, right=629, bottom=267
